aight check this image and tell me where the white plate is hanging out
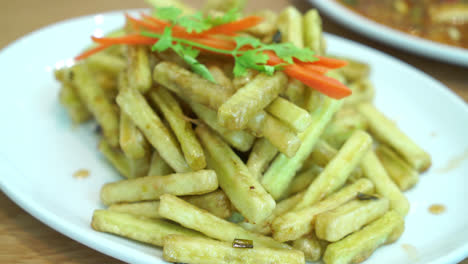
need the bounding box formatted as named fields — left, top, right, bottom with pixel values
left=309, top=0, right=468, bottom=67
left=1, top=10, right=468, bottom=264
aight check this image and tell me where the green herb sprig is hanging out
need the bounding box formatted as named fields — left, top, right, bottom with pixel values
left=143, top=32, right=317, bottom=83
left=152, top=7, right=241, bottom=33
left=143, top=6, right=318, bottom=83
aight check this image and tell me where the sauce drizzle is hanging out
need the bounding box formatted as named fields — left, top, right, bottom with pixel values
left=73, top=169, right=90, bottom=179
left=429, top=204, right=446, bottom=215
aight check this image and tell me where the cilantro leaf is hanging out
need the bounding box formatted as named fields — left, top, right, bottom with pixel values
left=234, top=36, right=263, bottom=50
left=263, top=65, right=276, bottom=75
left=152, top=27, right=173, bottom=52
left=205, top=8, right=241, bottom=26
left=172, top=43, right=215, bottom=82
left=152, top=7, right=215, bottom=33
left=152, top=6, right=242, bottom=34
left=262, top=43, right=317, bottom=64
left=172, top=43, right=200, bottom=58
left=178, top=12, right=211, bottom=33
left=186, top=57, right=215, bottom=82
left=153, top=7, right=182, bottom=23
left=233, top=50, right=270, bottom=77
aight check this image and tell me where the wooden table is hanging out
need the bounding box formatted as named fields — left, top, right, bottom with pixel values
left=1, top=0, right=466, bottom=263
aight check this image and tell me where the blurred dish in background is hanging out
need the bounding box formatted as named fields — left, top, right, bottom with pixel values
left=338, top=0, right=468, bottom=49
left=310, top=0, right=468, bottom=67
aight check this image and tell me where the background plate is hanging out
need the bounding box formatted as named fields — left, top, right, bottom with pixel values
left=0, top=10, right=467, bottom=264
left=309, top=0, right=468, bottom=67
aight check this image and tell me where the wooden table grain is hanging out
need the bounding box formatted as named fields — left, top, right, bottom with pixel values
left=1, top=0, right=467, bottom=263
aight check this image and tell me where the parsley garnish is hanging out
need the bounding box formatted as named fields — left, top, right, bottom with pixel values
left=205, top=8, right=241, bottom=26
left=143, top=30, right=317, bottom=81
left=150, top=27, right=215, bottom=82
left=231, top=36, right=317, bottom=76
left=142, top=6, right=318, bottom=82
left=152, top=6, right=239, bottom=33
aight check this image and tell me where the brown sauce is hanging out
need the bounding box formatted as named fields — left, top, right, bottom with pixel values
left=73, top=169, right=90, bottom=179
left=338, top=0, right=468, bottom=49
left=429, top=204, right=446, bottom=215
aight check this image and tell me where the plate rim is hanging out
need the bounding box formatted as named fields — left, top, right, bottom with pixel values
left=0, top=9, right=468, bottom=264
left=309, top=0, right=468, bottom=67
